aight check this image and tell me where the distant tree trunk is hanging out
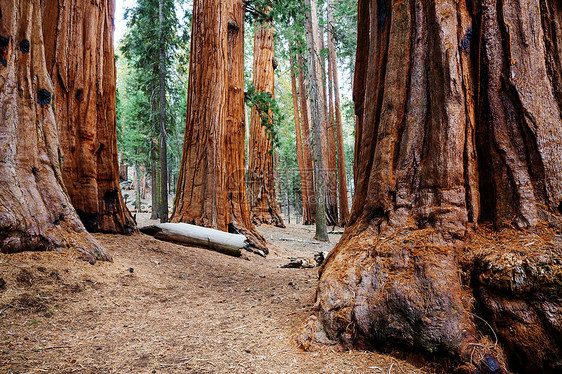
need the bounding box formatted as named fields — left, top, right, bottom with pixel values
left=301, top=1, right=562, bottom=372
left=42, top=0, right=135, bottom=235
left=328, top=0, right=349, bottom=225
left=305, top=0, right=329, bottom=242
left=0, top=0, right=109, bottom=263
left=247, top=21, right=285, bottom=228
left=158, top=0, right=169, bottom=223
left=171, top=0, right=228, bottom=230
left=290, top=56, right=314, bottom=226
left=325, top=35, right=339, bottom=227
left=225, top=0, right=267, bottom=252
left=150, top=150, right=160, bottom=220
left=297, top=54, right=316, bottom=224
left=135, top=161, right=141, bottom=213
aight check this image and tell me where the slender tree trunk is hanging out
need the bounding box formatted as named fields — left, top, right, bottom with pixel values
left=297, top=54, right=316, bottom=224
left=171, top=0, right=228, bottom=230
left=325, top=35, right=339, bottom=227
left=42, top=0, right=135, bottom=235
left=150, top=147, right=160, bottom=220
left=0, top=0, right=109, bottom=263
left=247, top=21, right=285, bottom=228
left=290, top=56, right=314, bottom=225
left=300, top=1, right=562, bottom=372
left=305, top=0, right=329, bottom=242
left=327, top=1, right=349, bottom=226
left=158, top=0, right=169, bottom=223
left=225, top=0, right=267, bottom=252
left=135, top=161, right=141, bottom=213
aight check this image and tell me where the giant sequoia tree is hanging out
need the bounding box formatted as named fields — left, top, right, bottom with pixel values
left=172, top=0, right=267, bottom=252
left=42, top=0, right=135, bottom=234
left=301, top=0, right=562, bottom=372
left=247, top=19, right=285, bottom=228
left=0, top=0, right=109, bottom=263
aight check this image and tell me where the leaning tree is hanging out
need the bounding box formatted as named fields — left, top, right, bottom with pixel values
left=0, top=0, right=109, bottom=263
left=42, top=0, right=136, bottom=234
left=299, top=1, right=562, bottom=373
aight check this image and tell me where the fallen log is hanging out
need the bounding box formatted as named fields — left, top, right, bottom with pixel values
left=140, top=223, right=248, bottom=257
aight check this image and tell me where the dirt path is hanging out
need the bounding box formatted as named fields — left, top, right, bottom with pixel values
left=1, top=220, right=432, bottom=373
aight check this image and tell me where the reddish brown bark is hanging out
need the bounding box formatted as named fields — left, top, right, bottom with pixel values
left=0, top=0, right=109, bottom=263
left=225, top=0, right=267, bottom=252
left=328, top=1, right=349, bottom=226
left=290, top=56, right=314, bottom=225
left=42, top=0, right=135, bottom=235
left=297, top=54, right=316, bottom=224
left=300, top=1, right=562, bottom=372
left=247, top=22, right=284, bottom=228
left=172, top=0, right=266, bottom=252
left=171, top=0, right=228, bottom=230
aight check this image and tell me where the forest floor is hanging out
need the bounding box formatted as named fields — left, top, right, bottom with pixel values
left=0, top=216, right=433, bottom=374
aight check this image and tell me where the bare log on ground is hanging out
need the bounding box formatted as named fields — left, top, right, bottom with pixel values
left=141, top=223, right=248, bottom=257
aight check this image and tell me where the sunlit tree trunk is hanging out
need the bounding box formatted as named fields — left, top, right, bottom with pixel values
left=247, top=21, right=285, bottom=228
left=225, top=0, right=267, bottom=252
left=0, top=0, right=109, bottom=263
left=304, top=0, right=329, bottom=241
left=301, top=1, right=562, bottom=372
left=297, top=54, right=316, bottom=224
left=328, top=0, right=349, bottom=226
left=290, top=56, right=314, bottom=225
left=325, top=34, right=339, bottom=227
left=42, top=0, right=135, bottom=234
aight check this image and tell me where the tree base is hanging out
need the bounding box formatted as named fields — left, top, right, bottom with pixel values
left=1, top=221, right=111, bottom=264
left=298, top=224, right=561, bottom=373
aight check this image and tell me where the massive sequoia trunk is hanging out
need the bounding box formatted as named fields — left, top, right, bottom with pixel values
left=0, top=0, right=109, bottom=263
left=225, top=0, right=267, bottom=252
left=172, top=0, right=228, bottom=229
left=247, top=21, right=285, bottom=228
left=172, top=0, right=266, bottom=252
left=300, top=1, right=562, bottom=372
left=42, top=0, right=135, bottom=234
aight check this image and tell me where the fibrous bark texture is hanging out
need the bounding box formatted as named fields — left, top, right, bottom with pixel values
left=0, top=0, right=109, bottom=263
left=172, top=0, right=228, bottom=230
left=301, top=1, right=562, bottom=372
left=42, top=0, right=135, bottom=235
left=172, top=0, right=266, bottom=252
left=225, top=0, right=267, bottom=252
left=290, top=56, right=314, bottom=226
left=247, top=22, right=285, bottom=228
left=298, top=54, right=316, bottom=224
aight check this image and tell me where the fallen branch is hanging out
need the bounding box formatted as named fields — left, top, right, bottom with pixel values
left=141, top=223, right=248, bottom=257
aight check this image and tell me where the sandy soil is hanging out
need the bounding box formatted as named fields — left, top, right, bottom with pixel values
left=1, top=218, right=433, bottom=373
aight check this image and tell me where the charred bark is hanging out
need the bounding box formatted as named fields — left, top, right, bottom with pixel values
left=247, top=21, right=285, bottom=228
left=0, top=0, right=110, bottom=263
left=300, top=1, right=562, bottom=373
left=42, top=0, right=135, bottom=235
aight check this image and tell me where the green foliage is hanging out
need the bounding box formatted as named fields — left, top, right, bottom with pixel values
left=245, top=82, right=284, bottom=150
left=117, top=0, right=189, bottom=187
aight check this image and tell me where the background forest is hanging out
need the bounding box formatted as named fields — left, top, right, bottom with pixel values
left=115, top=0, right=358, bottom=224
